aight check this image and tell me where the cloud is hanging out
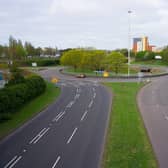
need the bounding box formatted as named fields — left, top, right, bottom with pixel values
left=49, top=0, right=101, bottom=15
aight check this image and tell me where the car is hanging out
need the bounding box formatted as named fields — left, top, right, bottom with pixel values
left=76, top=74, right=86, bottom=78
left=140, top=67, right=151, bottom=73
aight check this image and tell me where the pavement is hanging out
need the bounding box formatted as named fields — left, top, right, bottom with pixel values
left=138, top=76, right=168, bottom=168
left=0, top=69, right=111, bottom=168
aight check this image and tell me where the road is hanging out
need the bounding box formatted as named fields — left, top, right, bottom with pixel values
left=138, top=76, right=168, bottom=168
left=0, top=69, right=111, bottom=168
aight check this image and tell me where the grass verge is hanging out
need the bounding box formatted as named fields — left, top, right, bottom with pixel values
left=0, top=82, right=60, bottom=139
left=102, top=83, right=157, bottom=168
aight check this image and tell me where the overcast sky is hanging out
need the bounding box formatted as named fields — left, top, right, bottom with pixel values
left=0, top=0, right=168, bottom=49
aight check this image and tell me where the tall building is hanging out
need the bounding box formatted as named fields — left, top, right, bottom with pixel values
left=132, top=36, right=154, bottom=53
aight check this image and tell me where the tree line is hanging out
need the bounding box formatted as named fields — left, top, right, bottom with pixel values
left=61, top=49, right=127, bottom=74
left=0, top=36, right=58, bottom=60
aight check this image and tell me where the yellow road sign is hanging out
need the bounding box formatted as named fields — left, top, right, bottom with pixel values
left=103, top=71, right=109, bottom=77
left=51, top=77, right=59, bottom=83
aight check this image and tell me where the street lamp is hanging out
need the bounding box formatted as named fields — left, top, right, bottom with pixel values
left=128, top=10, right=132, bottom=76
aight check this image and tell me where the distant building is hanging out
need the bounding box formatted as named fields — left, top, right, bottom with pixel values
left=133, top=36, right=155, bottom=53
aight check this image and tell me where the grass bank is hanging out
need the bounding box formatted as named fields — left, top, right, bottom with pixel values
left=102, top=83, right=157, bottom=168
left=0, top=82, right=60, bottom=139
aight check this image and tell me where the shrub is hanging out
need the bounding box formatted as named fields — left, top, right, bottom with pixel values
left=0, top=75, right=46, bottom=119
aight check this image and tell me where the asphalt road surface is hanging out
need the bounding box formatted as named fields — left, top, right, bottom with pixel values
left=138, top=76, right=168, bottom=168
left=0, top=71, right=111, bottom=168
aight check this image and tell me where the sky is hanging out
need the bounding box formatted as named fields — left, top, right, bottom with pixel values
left=0, top=0, right=168, bottom=50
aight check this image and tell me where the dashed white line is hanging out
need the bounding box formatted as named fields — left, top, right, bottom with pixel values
left=4, top=156, right=17, bottom=168
left=80, top=111, right=88, bottom=121
left=4, top=156, right=22, bottom=168
left=29, top=127, right=50, bottom=144
left=33, top=128, right=50, bottom=144
left=52, top=156, right=61, bottom=168
left=29, top=128, right=47, bottom=144
left=52, top=111, right=65, bottom=122
left=74, top=94, right=80, bottom=99
left=88, top=100, right=93, bottom=108
left=66, top=101, right=74, bottom=108
left=93, top=93, right=96, bottom=98
left=67, top=127, right=78, bottom=144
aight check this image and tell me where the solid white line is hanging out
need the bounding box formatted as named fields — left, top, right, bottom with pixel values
left=52, top=156, right=61, bottom=168
left=4, top=156, right=17, bottom=168
left=80, top=111, right=88, bottom=121
left=67, top=127, right=78, bottom=144
left=33, top=128, right=50, bottom=144
left=29, top=128, right=47, bottom=144
left=8, top=156, right=22, bottom=168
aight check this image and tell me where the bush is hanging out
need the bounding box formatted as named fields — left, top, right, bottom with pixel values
left=0, top=75, right=46, bottom=120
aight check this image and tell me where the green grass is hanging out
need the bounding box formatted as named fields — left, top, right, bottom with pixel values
left=132, top=60, right=167, bottom=67
left=0, top=82, right=60, bottom=139
left=102, top=83, right=157, bottom=168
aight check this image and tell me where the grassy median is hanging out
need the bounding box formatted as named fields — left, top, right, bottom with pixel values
left=0, top=82, right=60, bottom=139
left=102, top=83, right=157, bottom=168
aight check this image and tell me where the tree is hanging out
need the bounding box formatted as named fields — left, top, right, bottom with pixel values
left=24, top=42, right=36, bottom=56
left=104, top=52, right=126, bottom=74
left=162, top=46, right=168, bottom=64
left=16, top=40, right=27, bottom=59
left=8, top=36, right=17, bottom=60
left=61, top=49, right=83, bottom=70
left=81, top=50, right=105, bottom=70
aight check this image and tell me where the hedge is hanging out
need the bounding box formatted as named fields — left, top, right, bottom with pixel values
left=17, top=59, right=60, bottom=67
left=0, top=76, right=46, bottom=120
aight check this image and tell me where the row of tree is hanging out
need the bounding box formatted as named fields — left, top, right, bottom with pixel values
left=0, top=36, right=58, bottom=60
left=61, top=49, right=127, bottom=74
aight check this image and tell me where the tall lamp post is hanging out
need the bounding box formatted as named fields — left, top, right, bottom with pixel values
left=128, top=10, right=132, bottom=76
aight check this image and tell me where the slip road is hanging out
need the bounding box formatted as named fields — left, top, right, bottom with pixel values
left=0, top=80, right=111, bottom=168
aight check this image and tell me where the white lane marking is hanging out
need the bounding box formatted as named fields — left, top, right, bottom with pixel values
left=52, top=111, right=65, bottom=122
left=93, top=93, right=96, bottom=98
left=4, top=156, right=17, bottom=168
left=8, top=156, right=22, bottom=168
left=74, top=94, right=80, bottom=99
left=165, top=116, right=168, bottom=121
left=55, top=112, right=65, bottom=122
left=66, top=101, right=74, bottom=108
left=80, top=111, right=88, bottom=121
left=88, top=100, right=93, bottom=108
left=52, top=156, right=61, bottom=168
left=29, top=128, right=47, bottom=144
left=4, top=156, right=22, bottom=168
left=77, top=88, right=81, bottom=93
left=33, top=127, right=50, bottom=144
left=67, top=127, right=78, bottom=144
